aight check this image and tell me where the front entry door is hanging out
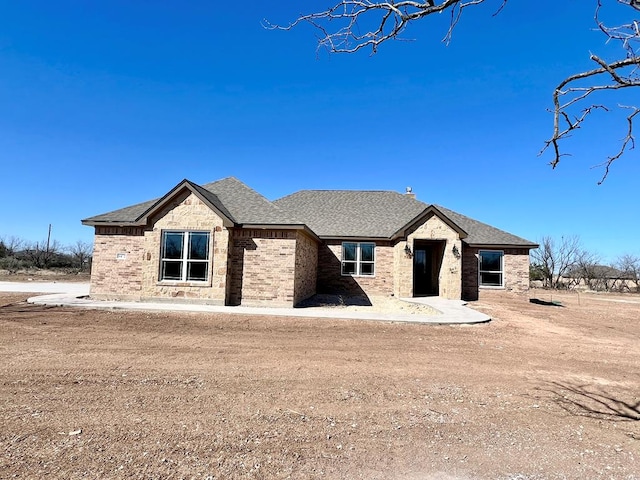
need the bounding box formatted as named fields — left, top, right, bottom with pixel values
left=413, top=246, right=434, bottom=296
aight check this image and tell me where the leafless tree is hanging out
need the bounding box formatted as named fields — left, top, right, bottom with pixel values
left=24, top=239, right=62, bottom=269
left=67, top=240, right=93, bottom=271
left=530, top=235, right=582, bottom=289
left=616, top=253, right=640, bottom=291
left=573, top=249, right=604, bottom=290
left=270, top=1, right=640, bottom=181
left=0, top=235, right=25, bottom=257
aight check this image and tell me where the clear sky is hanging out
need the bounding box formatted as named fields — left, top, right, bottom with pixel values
left=1, top=1, right=638, bottom=263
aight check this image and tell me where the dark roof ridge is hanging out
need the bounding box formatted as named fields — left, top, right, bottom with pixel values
left=286, top=188, right=418, bottom=194
left=201, top=177, right=303, bottom=225
left=274, top=189, right=428, bottom=238
left=186, top=180, right=236, bottom=223
left=390, top=204, right=468, bottom=240
left=203, top=177, right=274, bottom=207
left=127, top=178, right=236, bottom=227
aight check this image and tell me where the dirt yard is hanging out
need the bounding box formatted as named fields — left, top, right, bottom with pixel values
left=1, top=290, right=638, bottom=479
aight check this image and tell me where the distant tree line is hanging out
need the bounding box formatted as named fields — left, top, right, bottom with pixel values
left=0, top=235, right=92, bottom=273
left=530, top=235, right=640, bottom=293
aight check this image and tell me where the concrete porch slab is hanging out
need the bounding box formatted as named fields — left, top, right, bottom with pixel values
left=0, top=282, right=490, bottom=325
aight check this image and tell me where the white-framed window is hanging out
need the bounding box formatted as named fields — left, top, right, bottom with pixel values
left=341, top=242, right=375, bottom=276
left=160, top=231, right=210, bottom=282
left=479, top=250, right=504, bottom=287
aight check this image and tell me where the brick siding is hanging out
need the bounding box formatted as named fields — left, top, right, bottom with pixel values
left=228, top=229, right=309, bottom=307
left=462, top=247, right=531, bottom=301
left=317, top=240, right=394, bottom=296
left=89, top=189, right=531, bottom=306
left=90, top=227, right=145, bottom=300
left=90, top=192, right=230, bottom=303
left=293, top=231, right=318, bottom=305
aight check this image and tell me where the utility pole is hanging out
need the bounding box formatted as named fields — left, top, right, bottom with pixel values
left=46, top=224, right=52, bottom=254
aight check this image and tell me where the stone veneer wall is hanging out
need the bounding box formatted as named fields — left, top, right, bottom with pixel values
left=316, top=240, right=394, bottom=297
left=227, top=229, right=299, bottom=306
left=394, top=214, right=462, bottom=300
left=462, top=247, right=531, bottom=301
left=293, top=232, right=318, bottom=305
left=140, top=191, right=229, bottom=303
left=90, top=226, right=145, bottom=300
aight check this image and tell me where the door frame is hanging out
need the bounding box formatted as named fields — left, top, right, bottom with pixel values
left=412, top=240, right=446, bottom=297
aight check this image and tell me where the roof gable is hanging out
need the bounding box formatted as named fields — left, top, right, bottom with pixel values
left=82, top=177, right=537, bottom=249
left=391, top=205, right=468, bottom=240
left=82, top=179, right=235, bottom=227
left=138, top=179, right=235, bottom=227
left=81, top=177, right=301, bottom=228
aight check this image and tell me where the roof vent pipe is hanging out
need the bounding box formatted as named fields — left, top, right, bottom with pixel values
left=405, top=186, right=415, bottom=199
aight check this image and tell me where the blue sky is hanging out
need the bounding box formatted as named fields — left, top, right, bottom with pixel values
left=1, top=1, right=638, bottom=263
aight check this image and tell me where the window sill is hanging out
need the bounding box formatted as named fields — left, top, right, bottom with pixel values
left=479, top=285, right=505, bottom=289
left=157, top=280, right=212, bottom=288
left=341, top=274, right=376, bottom=278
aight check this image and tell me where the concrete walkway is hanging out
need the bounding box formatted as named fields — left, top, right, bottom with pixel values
left=0, top=281, right=490, bottom=325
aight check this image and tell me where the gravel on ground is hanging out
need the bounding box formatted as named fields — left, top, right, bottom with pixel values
left=0, top=289, right=638, bottom=479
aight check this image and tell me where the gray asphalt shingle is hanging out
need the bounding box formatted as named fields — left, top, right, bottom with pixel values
left=82, top=177, right=299, bottom=226
left=434, top=205, right=537, bottom=247
left=200, top=177, right=300, bottom=225
left=82, top=198, right=159, bottom=224
left=275, top=190, right=536, bottom=246
left=273, top=190, right=426, bottom=238
left=82, top=177, right=536, bottom=247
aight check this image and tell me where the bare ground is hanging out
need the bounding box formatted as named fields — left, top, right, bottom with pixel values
left=0, top=289, right=638, bottom=479
left=0, top=270, right=90, bottom=283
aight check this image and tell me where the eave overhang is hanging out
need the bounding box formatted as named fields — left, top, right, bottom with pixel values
left=465, top=242, right=540, bottom=250
left=238, top=223, right=321, bottom=242
left=81, top=179, right=236, bottom=228
left=318, top=235, right=391, bottom=243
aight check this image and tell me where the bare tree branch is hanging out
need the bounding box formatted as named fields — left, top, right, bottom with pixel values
left=0, top=235, right=24, bottom=257
left=541, top=51, right=640, bottom=179
left=271, top=0, right=640, bottom=181
left=264, top=1, right=497, bottom=54
left=67, top=240, right=93, bottom=272
left=616, top=253, right=640, bottom=291
left=593, top=106, right=640, bottom=183
left=530, top=235, right=583, bottom=289
left=24, top=239, right=62, bottom=269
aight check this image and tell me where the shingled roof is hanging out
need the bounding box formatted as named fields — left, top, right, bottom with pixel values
left=434, top=205, right=537, bottom=247
left=200, top=177, right=300, bottom=225
left=273, top=190, right=427, bottom=238
left=82, top=177, right=300, bottom=227
left=81, top=197, right=159, bottom=225
left=274, top=190, right=536, bottom=247
left=82, top=178, right=536, bottom=248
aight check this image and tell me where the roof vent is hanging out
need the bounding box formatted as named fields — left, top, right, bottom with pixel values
left=405, top=186, right=415, bottom=199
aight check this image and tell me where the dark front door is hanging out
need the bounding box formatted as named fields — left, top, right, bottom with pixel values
left=413, top=246, right=435, bottom=296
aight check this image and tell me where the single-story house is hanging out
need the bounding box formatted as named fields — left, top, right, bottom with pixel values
left=561, top=265, right=637, bottom=291
left=82, top=177, right=538, bottom=306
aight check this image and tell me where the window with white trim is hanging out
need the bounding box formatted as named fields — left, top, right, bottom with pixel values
left=341, top=242, right=375, bottom=276
left=479, top=250, right=504, bottom=287
left=160, top=231, right=210, bottom=282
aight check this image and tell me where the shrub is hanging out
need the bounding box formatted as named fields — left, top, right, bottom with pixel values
left=0, top=257, right=26, bottom=274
